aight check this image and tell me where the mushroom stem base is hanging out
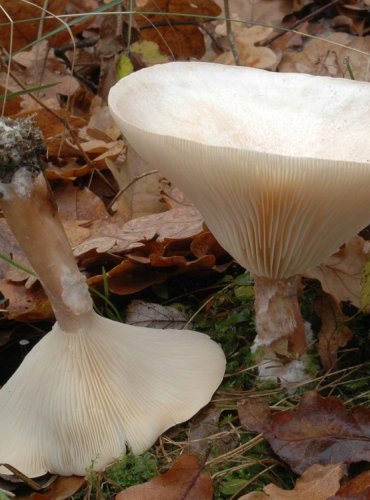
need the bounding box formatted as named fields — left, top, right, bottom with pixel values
left=253, top=275, right=308, bottom=358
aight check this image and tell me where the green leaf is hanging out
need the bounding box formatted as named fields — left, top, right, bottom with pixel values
left=116, top=54, right=134, bottom=80
left=131, top=40, right=168, bottom=65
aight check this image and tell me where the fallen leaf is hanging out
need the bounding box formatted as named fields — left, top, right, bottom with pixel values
left=304, top=236, right=370, bottom=307
left=330, top=470, right=370, bottom=499
left=238, top=392, right=370, bottom=474
left=31, top=476, right=86, bottom=499
left=73, top=207, right=204, bottom=257
left=278, top=32, right=370, bottom=82
left=215, top=22, right=277, bottom=69
left=136, top=0, right=221, bottom=59
left=126, top=300, right=188, bottom=328
left=314, top=294, right=353, bottom=370
left=116, top=454, right=213, bottom=500
left=240, top=463, right=344, bottom=500
left=0, top=279, right=52, bottom=322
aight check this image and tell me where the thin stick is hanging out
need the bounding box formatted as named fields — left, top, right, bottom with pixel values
left=106, top=169, right=158, bottom=213
left=224, top=0, right=240, bottom=65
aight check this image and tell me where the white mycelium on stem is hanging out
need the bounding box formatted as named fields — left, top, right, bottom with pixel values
left=0, top=117, right=225, bottom=477
left=109, top=62, right=370, bottom=382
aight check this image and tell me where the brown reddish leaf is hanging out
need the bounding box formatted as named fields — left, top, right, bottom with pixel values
left=126, top=300, right=188, bottom=328
left=136, top=0, right=221, bottom=59
left=31, top=476, right=86, bottom=500
left=240, top=463, right=344, bottom=500
left=90, top=253, right=216, bottom=295
left=190, top=231, right=227, bottom=259
left=188, top=406, right=239, bottom=457
left=314, top=294, right=353, bottom=370
left=303, top=236, right=369, bottom=307
left=237, top=398, right=272, bottom=434
left=238, top=392, right=370, bottom=474
left=0, top=0, right=92, bottom=52
left=73, top=207, right=204, bottom=257
left=116, top=454, right=213, bottom=500
left=0, top=279, right=52, bottom=322
left=330, top=470, right=370, bottom=499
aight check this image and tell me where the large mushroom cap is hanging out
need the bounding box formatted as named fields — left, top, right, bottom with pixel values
left=109, top=62, right=370, bottom=278
left=0, top=311, right=225, bottom=477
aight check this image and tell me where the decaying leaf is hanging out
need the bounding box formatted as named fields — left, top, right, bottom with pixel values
left=126, top=300, right=188, bottom=328
left=188, top=405, right=238, bottom=457
left=30, top=476, right=86, bottom=499
left=278, top=32, right=370, bottom=82
left=331, top=469, right=370, bottom=499
left=238, top=392, right=370, bottom=474
left=136, top=0, right=221, bottom=59
left=116, top=454, right=213, bottom=499
left=304, top=236, right=370, bottom=307
left=215, top=21, right=277, bottom=69
left=314, top=294, right=353, bottom=370
left=240, top=463, right=344, bottom=500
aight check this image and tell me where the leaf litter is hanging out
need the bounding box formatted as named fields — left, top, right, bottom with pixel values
left=1, top=0, right=370, bottom=498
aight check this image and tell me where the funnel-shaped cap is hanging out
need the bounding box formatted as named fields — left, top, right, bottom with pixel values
left=109, top=62, right=370, bottom=278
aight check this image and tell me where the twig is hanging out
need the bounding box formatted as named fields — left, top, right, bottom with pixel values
left=261, top=0, right=340, bottom=47
left=223, top=0, right=240, bottom=65
left=106, top=169, right=158, bottom=213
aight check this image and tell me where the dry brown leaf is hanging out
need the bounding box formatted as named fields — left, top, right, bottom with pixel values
left=215, top=0, right=297, bottom=25
left=314, top=294, right=353, bottom=370
left=238, top=392, right=370, bottom=474
left=0, top=279, right=52, bottom=322
left=73, top=207, right=204, bottom=257
left=215, top=22, right=277, bottom=69
left=116, top=454, right=213, bottom=500
left=126, top=300, right=188, bottom=328
left=303, top=236, right=370, bottom=307
left=278, top=32, right=370, bottom=82
left=330, top=469, right=370, bottom=499
left=240, top=463, right=344, bottom=500
left=136, top=0, right=221, bottom=59
left=0, top=0, right=68, bottom=51
left=30, top=476, right=86, bottom=500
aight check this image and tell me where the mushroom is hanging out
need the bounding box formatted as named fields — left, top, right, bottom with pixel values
left=0, top=117, right=226, bottom=477
left=108, top=62, right=370, bottom=382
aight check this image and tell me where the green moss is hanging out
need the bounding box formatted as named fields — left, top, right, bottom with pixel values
left=106, top=452, right=158, bottom=490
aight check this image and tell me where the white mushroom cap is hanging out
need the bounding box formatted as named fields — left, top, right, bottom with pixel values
left=109, top=62, right=370, bottom=278
left=0, top=310, right=225, bottom=477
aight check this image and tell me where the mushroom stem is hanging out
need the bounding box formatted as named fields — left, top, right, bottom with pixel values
left=0, top=118, right=226, bottom=477
left=253, top=275, right=307, bottom=357
left=1, top=172, right=93, bottom=332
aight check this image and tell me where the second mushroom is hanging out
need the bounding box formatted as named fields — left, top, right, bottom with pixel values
left=109, top=62, right=370, bottom=383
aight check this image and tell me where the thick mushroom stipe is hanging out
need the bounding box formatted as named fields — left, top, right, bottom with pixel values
left=108, top=62, right=370, bottom=373
left=0, top=311, right=225, bottom=477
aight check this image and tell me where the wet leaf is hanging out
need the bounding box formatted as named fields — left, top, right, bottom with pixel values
left=238, top=392, right=370, bottom=474
left=116, top=454, right=213, bottom=499
left=241, top=463, right=344, bottom=500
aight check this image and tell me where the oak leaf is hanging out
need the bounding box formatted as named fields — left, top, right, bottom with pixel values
left=116, top=454, right=213, bottom=500
left=240, top=463, right=344, bottom=500
left=238, top=392, right=370, bottom=474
